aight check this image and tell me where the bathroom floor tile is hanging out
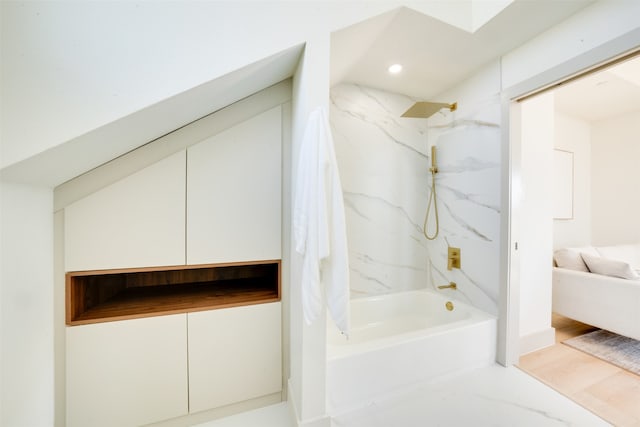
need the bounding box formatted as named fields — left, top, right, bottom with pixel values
left=194, top=367, right=609, bottom=427
left=331, top=364, right=609, bottom=427
left=193, top=402, right=292, bottom=427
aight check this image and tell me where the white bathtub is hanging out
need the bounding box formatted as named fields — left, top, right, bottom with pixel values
left=326, top=290, right=497, bottom=414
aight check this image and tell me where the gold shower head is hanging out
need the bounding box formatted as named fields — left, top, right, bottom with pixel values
left=401, top=101, right=457, bottom=118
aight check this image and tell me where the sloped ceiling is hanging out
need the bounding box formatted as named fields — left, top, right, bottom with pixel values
left=0, top=44, right=304, bottom=187
left=1, top=0, right=601, bottom=187
left=331, top=0, right=595, bottom=100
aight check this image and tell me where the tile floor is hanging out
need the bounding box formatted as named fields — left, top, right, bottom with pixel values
left=197, top=364, right=609, bottom=427
left=194, top=402, right=292, bottom=427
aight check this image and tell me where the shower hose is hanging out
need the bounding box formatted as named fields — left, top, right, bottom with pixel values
left=423, top=168, right=439, bottom=240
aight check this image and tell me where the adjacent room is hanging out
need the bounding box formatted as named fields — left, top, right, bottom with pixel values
left=518, top=54, right=640, bottom=426
left=1, top=1, right=639, bottom=427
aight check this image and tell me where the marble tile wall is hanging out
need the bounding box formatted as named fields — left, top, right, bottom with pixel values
left=330, top=83, right=501, bottom=315
left=426, top=100, right=501, bottom=315
left=330, top=83, right=430, bottom=297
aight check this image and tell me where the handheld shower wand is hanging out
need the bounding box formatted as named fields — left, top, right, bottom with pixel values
left=400, top=99, right=457, bottom=241
left=430, top=145, right=437, bottom=173
left=423, top=146, right=439, bottom=240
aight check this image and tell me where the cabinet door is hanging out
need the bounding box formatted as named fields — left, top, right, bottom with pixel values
left=64, top=151, right=186, bottom=271
left=186, top=106, right=281, bottom=264
left=188, top=302, right=282, bottom=413
left=66, top=315, right=188, bottom=427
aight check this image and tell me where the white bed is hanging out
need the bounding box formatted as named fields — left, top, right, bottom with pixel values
left=552, top=244, right=640, bottom=341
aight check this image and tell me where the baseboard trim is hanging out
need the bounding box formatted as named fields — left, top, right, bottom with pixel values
left=287, top=379, right=330, bottom=427
left=145, top=392, right=282, bottom=427
left=519, top=327, right=556, bottom=356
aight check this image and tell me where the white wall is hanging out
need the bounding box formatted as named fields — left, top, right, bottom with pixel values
left=0, top=1, right=478, bottom=171
left=591, top=110, right=640, bottom=245
left=554, top=110, right=640, bottom=248
left=553, top=112, right=592, bottom=249
left=1, top=183, right=54, bottom=427
left=1, top=0, right=639, bottom=423
left=518, top=92, right=555, bottom=354
left=501, top=0, right=640, bottom=92
left=289, top=37, right=332, bottom=427
left=500, top=0, right=639, bottom=358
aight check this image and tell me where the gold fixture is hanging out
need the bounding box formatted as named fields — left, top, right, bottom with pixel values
left=401, top=101, right=457, bottom=119
left=437, top=282, right=457, bottom=290
left=447, top=247, right=461, bottom=270
left=445, top=301, right=454, bottom=311
left=423, top=145, right=439, bottom=240
left=402, top=102, right=459, bottom=239
left=429, top=146, right=438, bottom=174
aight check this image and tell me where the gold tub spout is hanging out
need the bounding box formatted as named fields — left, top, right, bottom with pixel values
left=437, top=282, right=457, bottom=290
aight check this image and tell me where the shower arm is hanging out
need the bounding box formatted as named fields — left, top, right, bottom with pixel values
left=423, top=145, right=439, bottom=240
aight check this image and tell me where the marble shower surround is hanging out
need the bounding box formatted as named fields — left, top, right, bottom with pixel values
left=426, top=111, right=501, bottom=315
left=330, top=83, right=500, bottom=315
left=330, top=84, right=429, bottom=297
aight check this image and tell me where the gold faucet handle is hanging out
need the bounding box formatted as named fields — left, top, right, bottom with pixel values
left=437, top=282, right=457, bottom=290
left=447, top=247, right=461, bottom=270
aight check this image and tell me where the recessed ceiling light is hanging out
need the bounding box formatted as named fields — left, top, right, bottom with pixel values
left=388, top=64, right=403, bottom=74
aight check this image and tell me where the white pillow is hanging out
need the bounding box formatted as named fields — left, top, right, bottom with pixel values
left=581, top=253, right=639, bottom=280
left=554, top=248, right=589, bottom=271
left=553, top=246, right=599, bottom=271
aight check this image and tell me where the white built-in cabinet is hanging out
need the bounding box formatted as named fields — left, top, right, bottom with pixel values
left=64, top=106, right=283, bottom=427
left=66, top=304, right=281, bottom=427
left=66, top=315, right=189, bottom=427
left=187, top=106, right=282, bottom=264
left=188, top=302, right=282, bottom=413
left=64, top=106, right=282, bottom=272
left=64, top=151, right=187, bottom=271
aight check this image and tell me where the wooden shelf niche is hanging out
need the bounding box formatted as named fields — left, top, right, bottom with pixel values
left=66, top=260, right=280, bottom=325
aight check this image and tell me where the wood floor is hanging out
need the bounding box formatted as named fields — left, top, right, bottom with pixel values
left=518, top=314, right=640, bottom=427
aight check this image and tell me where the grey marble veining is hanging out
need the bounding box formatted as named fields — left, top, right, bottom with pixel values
left=192, top=366, right=609, bottom=427
left=330, top=365, right=609, bottom=427
left=331, top=83, right=430, bottom=297
left=331, top=83, right=502, bottom=315
left=424, top=98, right=502, bottom=315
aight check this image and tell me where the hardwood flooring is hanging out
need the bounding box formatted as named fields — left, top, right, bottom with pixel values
left=518, top=314, right=640, bottom=427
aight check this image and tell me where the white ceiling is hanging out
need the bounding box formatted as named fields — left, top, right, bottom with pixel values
left=554, top=55, right=640, bottom=122
left=0, top=44, right=304, bottom=187
left=331, top=0, right=596, bottom=100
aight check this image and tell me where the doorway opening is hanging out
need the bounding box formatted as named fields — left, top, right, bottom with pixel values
left=510, top=51, right=640, bottom=426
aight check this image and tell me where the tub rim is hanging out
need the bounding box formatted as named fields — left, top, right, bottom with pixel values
left=326, top=289, right=496, bottom=360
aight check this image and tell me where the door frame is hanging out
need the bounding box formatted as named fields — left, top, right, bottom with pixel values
left=497, top=29, right=640, bottom=366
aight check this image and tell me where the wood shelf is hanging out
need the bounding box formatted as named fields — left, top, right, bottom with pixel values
left=66, top=260, right=280, bottom=326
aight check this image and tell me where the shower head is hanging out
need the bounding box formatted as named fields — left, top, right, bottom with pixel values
left=401, top=101, right=457, bottom=118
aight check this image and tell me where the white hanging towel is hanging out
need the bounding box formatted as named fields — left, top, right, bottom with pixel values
left=293, top=106, right=350, bottom=335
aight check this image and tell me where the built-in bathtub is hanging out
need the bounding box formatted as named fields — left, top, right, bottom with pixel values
left=326, top=289, right=497, bottom=414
